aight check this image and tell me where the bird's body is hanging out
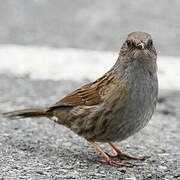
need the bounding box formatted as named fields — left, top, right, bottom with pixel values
left=2, top=32, right=158, bottom=167
left=51, top=61, right=157, bottom=143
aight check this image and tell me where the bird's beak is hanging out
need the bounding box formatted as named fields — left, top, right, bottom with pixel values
left=137, top=43, right=145, bottom=50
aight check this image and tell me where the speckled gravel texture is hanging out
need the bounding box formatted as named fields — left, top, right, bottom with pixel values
left=0, top=74, right=180, bottom=179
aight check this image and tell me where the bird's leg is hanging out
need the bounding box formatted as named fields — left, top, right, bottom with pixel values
left=108, top=142, right=145, bottom=160
left=88, top=140, right=132, bottom=167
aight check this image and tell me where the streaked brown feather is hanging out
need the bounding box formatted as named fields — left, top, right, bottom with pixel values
left=48, top=83, right=102, bottom=110
left=2, top=108, right=49, bottom=119
left=48, top=71, right=115, bottom=110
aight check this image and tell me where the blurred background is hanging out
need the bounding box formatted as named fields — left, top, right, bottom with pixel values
left=0, top=0, right=180, bottom=56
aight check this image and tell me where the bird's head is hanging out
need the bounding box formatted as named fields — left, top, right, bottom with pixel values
left=120, top=32, right=157, bottom=62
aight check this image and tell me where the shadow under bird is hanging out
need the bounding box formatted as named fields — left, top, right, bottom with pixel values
left=2, top=32, right=158, bottom=167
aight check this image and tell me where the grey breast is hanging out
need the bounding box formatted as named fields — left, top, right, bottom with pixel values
left=96, top=62, right=158, bottom=142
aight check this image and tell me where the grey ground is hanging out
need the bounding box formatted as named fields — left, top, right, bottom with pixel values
left=0, top=74, right=180, bottom=179
left=0, top=0, right=180, bottom=179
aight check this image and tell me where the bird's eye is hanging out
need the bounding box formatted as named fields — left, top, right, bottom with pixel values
left=126, top=40, right=132, bottom=47
left=148, top=40, right=153, bottom=47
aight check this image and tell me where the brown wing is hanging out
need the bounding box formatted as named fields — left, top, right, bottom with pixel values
left=48, top=83, right=102, bottom=110
left=47, top=71, right=115, bottom=111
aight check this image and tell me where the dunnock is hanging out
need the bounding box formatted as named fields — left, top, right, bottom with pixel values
left=2, top=32, right=158, bottom=167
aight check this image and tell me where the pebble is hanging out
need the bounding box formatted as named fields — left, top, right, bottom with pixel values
left=62, top=142, right=72, bottom=147
left=158, top=165, right=167, bottom=170
left=126, top=177, right=137, bottom=180
left=165, top=175, right=174, bottom=180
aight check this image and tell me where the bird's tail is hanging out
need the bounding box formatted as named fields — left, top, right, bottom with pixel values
left=2, top=108, right=49, bottom=119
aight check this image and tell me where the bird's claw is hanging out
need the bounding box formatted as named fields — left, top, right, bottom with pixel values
left=106, top=152, right=146, bottom=160
left=98, top=159, right=133, bottom=167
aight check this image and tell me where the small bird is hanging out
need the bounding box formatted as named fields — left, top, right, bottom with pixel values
left=2, top=32, right=158, bottom=167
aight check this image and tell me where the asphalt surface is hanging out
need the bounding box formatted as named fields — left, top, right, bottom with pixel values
left=0, top=74, right=180, bottom=179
